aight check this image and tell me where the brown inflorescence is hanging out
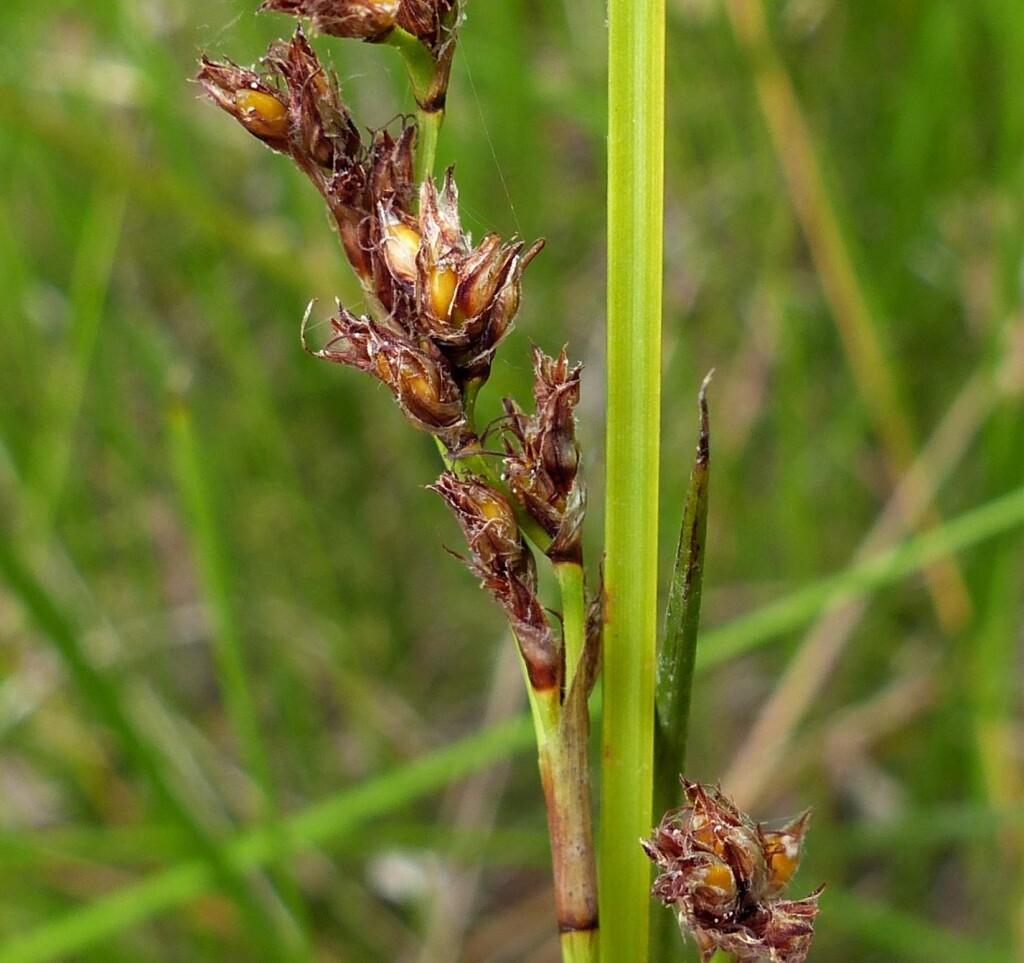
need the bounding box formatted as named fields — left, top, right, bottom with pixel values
left=501, top=346, right=585, bottom=563
left=199, top=4, right=580, bottom=704
left=642, top=781, right=823, bottom=963
left=199, top=30, right=394, bottom=277
left=197, top=30, right=366, bottom=231
left=198, top=28, right=544, bottom=444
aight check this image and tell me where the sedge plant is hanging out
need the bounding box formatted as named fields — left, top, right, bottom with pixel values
left=196, top=2, right=821, bottom=961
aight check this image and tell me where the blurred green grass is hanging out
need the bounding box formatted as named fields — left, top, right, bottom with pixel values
left=1, top=0, right=1022, bottom=960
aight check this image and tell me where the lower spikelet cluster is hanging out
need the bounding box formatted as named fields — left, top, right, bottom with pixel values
left=642, top=781, right=823, bottom=963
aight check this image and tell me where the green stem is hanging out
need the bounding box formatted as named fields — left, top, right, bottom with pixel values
left=461, top=374, right=484, bottom=426
left=413, top=108, right=443, bottom=186
left=555, top=560, right=587, bottom=691
left=384, top=26, right=449, bottom=183
left=384, top=26, right=438, bottom=102
left=518, top=629, right=599, bottom=963
left=601, top=0, right=665, bottom=959
left=522, top=672, right=561, bottom=751
left=562, top=931, right=600, bottom=963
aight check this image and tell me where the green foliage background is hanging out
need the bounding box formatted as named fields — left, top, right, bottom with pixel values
left=1, top=0, right=1022, bottom=960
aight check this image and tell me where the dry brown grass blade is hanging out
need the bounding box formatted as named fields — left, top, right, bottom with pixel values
left=723, top=361, right=999, bottom=810
left=724, top=0, right=971, bottom=633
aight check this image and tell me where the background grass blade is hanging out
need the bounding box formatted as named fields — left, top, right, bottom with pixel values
left=0, top=539, right=308, bottom=962
left=697, top=484, right=1024, bottom=670
left=165, top=395, right=312, bottom=943
left=0, top=717, right=533, bottom=963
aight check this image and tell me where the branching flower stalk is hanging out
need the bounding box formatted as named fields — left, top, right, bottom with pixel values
left=197, top=3, right=598, bottom=959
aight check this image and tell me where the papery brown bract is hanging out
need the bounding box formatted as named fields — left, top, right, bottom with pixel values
left=260, top=0, right=399, bottom=40
left=196, top=58, right=292, bottom=152
left=395, top=0, right=458, bottom=56
left=264, top=29, right=361, bottom=170
left=321, top=124, right=416, bottom=289
left=306, top=307, right=471, bottom=451
left=198, top=31, right=363, bottom=188
left=451, top=234, right=544, bottom=381
left=643, top=780, right=822, bottom=963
